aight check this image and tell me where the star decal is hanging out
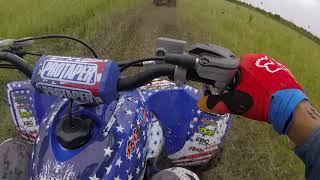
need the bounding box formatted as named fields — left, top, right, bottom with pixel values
left=137, top=152, right=141, bottom=159
left=126, top=109, right=133, bottom=116
left=136, top=166, right=140, bottom=174
left=118, top=140, right=123, bottom=148
left=116, top=125, right=124, bottom=133
left=128, top=173, right=133, bottom=180
left=115, top=157, right=123, bottom=167
left=105, top=165, right=112, bottom=174
left=197, top=110, right=202, bottom=114
left=127, top=153, right=133, bottom=161
left=114, top=175, right=121, bottom=180
left=193, top=117, right=198, bottom=122
left=36, top=137, right=40, bottom=144
left=104, top=147, right=113, bottom=157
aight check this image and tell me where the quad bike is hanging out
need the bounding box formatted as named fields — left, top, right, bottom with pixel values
left=153, top=0, right=176, bottom=7
left=0, top=35, right=239, bottom=179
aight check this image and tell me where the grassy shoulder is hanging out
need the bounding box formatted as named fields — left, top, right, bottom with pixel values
left=0, top=0, right=143, bottom=38
left=176, top=0, right=319, bottom=179
left=226, top=0, right=320, bottom=46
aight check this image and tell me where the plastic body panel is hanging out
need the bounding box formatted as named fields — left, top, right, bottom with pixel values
left=6, top=79, right=231, bottom=179
left=140, top=79, right=231, bottom=166
left=6, top=80, right=57, bottom=142
left=30, top=91, right=155, bottom=179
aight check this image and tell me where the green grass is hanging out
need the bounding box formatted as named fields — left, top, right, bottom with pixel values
left=226, top=0, right=320, bottom=46
left=0, top=0, right=142, bottom=38
left=176, top=0, right=320, bottom=179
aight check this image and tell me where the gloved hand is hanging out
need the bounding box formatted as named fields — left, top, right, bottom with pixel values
left=198, top=54, right=308, bottom=134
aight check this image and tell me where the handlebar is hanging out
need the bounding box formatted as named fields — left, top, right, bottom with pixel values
left=0, top=52, right=34, bottom=78
left=0, top=37, right=240, bottom=105
left=117, top=64, right=175, bottom=91
left=0, top=51, right=192, bottom=91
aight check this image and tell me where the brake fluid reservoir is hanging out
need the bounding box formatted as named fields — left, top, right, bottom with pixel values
left=31, top=55, right=120, bottom=104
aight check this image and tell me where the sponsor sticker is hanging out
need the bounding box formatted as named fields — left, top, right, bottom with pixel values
left=23, top=121, right=34, bottom=127
left=40, top=60, right=98, bottom=85
left=201, top=118, right=217, bottom=126
left=126, top=128, right=140, bottom=158
left=198, top=127, right=215, bottom=137
left=19, top=111, right=33, bottom=119
left=37, top=83, right=103, bottom=103
left=140, top=79, right=175, bottom=91
left=14, top=94, right=27, bottom=101
left=17, top=104, right=30, bottom=109
left=196, top=137, right=210, bottom=146
left=188, top=146, right=205, bottom=153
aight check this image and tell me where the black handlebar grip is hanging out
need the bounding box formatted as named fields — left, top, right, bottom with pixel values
left=164, top=54, right=197, bottom=69
left=117, top=64, right=175, bottom=91
left=0, top=52, right=34, bottom=78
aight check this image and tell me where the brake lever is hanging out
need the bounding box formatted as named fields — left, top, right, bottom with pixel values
left=190, top=44, right=240, bottom=94
left=0, top=39, right=15, bottom=47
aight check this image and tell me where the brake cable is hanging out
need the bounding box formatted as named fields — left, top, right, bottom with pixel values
left=14, top=34, right=99, bottom=58
left=0, top=63, right=16, bottom=69
left=119, top=57, right=165, bottom=71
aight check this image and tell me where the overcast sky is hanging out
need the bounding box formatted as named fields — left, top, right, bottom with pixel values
left=239, top=0, right=320, bottom=38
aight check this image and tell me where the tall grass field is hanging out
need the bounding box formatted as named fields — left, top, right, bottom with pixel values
left=0, top=0, right=142, bottom=38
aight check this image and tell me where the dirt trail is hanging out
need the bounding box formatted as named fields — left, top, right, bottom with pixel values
left=88, top=2, right=180, bottom=60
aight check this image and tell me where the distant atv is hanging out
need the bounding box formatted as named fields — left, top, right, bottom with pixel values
left=153, top=0, right=176, bottom=7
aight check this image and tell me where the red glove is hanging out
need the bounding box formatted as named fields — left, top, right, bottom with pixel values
left=198, top=54, right=307, bottom=134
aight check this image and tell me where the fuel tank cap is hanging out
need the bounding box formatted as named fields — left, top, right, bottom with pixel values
left=56, top=115, right=93, bottom=150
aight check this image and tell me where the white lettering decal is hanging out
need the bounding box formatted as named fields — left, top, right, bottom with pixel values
left=38, top=83, right=103, bottom=103
left=40, top=60, right=98, bottom=85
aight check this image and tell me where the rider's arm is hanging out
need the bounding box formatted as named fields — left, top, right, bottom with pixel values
left=288, top=101, right=320, bottom=145
left=197, top=54, right=320, bottom=180
left=289, top=101, right=320, bottom=179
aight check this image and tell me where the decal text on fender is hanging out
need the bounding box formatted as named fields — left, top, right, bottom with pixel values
left=40, top=60, right=98, bottom=85
left=127, top=128, right=140, bottom=158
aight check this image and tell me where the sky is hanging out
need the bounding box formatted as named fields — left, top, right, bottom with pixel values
left=238, top=0, right=320, bottom=38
